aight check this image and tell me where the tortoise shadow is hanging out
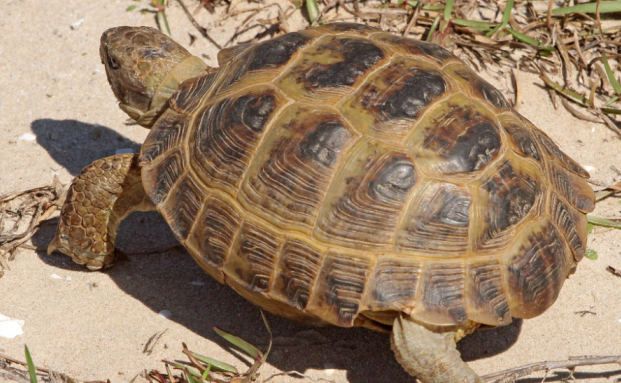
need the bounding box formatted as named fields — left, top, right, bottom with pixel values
left=31, top=118, right=142, bottom=175
left=30, top=119, right=522, bottom=383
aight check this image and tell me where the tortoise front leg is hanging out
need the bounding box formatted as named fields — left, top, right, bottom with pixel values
left=391, top=314, right=484, bottom=383
left=48, top=153, right=154, bottom=270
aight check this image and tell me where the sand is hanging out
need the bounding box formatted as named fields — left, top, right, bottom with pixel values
left=1, top=0, right=620, bottom=382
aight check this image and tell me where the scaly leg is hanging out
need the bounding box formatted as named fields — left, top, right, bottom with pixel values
left=391, top=314, right=484, bottom=383
left=48, top=153, right=154, bottom=270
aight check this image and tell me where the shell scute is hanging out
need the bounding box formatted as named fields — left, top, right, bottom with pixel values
left=395, top=180, right=471, bottom=256
left=405, top=93, right=503, bottom=176
left=189, top=86, right=288, bottom=196
left=465, top=259, right=510, bottom=326
left=371, top=33, right=456, bottom=64
left=471, top=158, right=543, bottom=253
left=237, top=104, right=357, bottom=233
left=307, top=250, right=373, bottom=326
left=272, top=237, right=325, bottom=310
left=185, top=193, right=243, bottom=283
left=340, top=56, right=449, bottom=140
left=276, top=35, right=388, bottom=104
left=314, top=140, right=418, bottom=250
left=225, top=219, right=284, bottom=293
left=503, top=220, right=571, bottom=318
left=413, top=261, right=468, bottom=326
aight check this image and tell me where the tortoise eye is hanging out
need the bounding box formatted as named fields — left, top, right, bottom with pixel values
left=108, top=56, right=120, bottom=70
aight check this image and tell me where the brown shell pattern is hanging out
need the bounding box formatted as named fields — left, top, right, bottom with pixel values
left=139, top=23, right=595, bottom=328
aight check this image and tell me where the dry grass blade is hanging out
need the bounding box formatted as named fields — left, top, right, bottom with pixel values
left=0, top=352, right=82, bottom=383
left=483, top=355, right=621, bottom=382
left=177, top=0, right=223, bottom=49
left=606, top=265, right=621, bottom=278
left=0, top=179, right=64, bottom=277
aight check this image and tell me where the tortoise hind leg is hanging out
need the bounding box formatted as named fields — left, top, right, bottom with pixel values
left=48, top=153, right=154, bottom=270
left=391, top=314, right=484, bottom=383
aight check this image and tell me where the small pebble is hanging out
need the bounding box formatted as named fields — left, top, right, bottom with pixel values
left=71, top=19, right=84, bottom=30
left=191, top=281, right=205, bottom=286
left=18, top=133, right=36, bottom=141
left=158, top=310, right=172, bottom=319
left=583, top=165, right=595, bottom=172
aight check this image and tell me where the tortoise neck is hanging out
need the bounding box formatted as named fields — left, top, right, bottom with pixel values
left=133, top=56, right=211, bottom=128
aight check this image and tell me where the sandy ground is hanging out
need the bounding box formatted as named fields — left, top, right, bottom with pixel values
left=1, top=0, right=620, bottom=382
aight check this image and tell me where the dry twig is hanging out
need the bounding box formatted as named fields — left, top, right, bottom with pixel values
left=482, top=355, right=621, bottom=382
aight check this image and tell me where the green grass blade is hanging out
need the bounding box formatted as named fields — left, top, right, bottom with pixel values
left=421, top=5, right=444, bottom=11
left=540, top=75, right=588, bottom=104
left=603, top=95, right=619, bottom=107
left=214, top=327, right=262, bottom=359
left=126, top=4, right=137, bottom=11
left=187, top=351, right=238, bottom=373
left=587, top=215, right=621, bottom=229
left=426, top=15, right=441, bottom=42
left=452, top=19, right=495, bottom=29
left=552, top=1, right=621, bottom=15
left=486, top=0, right=514, bottom=37
left=306, top=0, right=320, bottom=24
left=24, top=346, right=38, bottom=383
left=602, top=107, right=621, bottom=115
left=601, top=53, right=621, bottom=96
left=443, top=0, right=454, bottom=21
left=158, top=11, right=171, bottom=36
left=506, top=28, right=554, bottom=51
left=185, top=368, right=201, bottom=383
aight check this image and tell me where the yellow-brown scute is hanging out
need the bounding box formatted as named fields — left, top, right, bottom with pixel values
left=139, top=23, right=594, bottom=329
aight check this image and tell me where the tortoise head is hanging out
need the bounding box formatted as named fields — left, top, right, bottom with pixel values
left=100, top=26, right=209, bottom=127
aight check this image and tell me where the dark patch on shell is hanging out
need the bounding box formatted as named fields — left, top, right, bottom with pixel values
left=306, top=38, right=384, bottom=88
left=379, top=70, right=446, bottom=121
left=369, top=157, right=417, bottom=203
left=299, top=121, right=353, bottom=167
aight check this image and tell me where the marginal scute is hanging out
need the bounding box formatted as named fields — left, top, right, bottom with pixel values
left=226, top=219, right=284, bottom=293
left=140, top=109, right=188, bottom=165
left=412, top=261, right=468, bottom=326
left=368, top=256, right=423, bottom=310
left=308, top=250, right=373, bottom=326
left=314, top=141, right=417, bottom=250
left=190, top=86, right=287, bottom=195
left=238, top=105, right=356, bottom=232
left=503, top=220, right=571, bottom=319
left=444, top=64, right=511, bottom=111
left=501, top=118, right=542, bottom=162
left=272, top=237, right=325, bottom=310
left=396, top=181, right=470, bottom=256
left=547, top=161, right=595, bottom=214
left=465, top=259, right=510, bottom=326
left=186, top=193, right=243, bottom=282
left=371, top=33, right=455, bottom=63
left=340, top=56, right=448, bottom=139
left=142, top=149, right=184, bottom=206
left=549, top=192, right=588, bottom=261
left=170, top=71, right=218, bottom=114
left=159, top=174, right=207, bottom=240
left=532, top=129, right=590, bottom=178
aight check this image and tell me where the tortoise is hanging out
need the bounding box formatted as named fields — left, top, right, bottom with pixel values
left=48, top=23, right=595, bottom=382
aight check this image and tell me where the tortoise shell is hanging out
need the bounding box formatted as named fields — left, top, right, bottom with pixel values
left=138, top=23, right=595, bottom=329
